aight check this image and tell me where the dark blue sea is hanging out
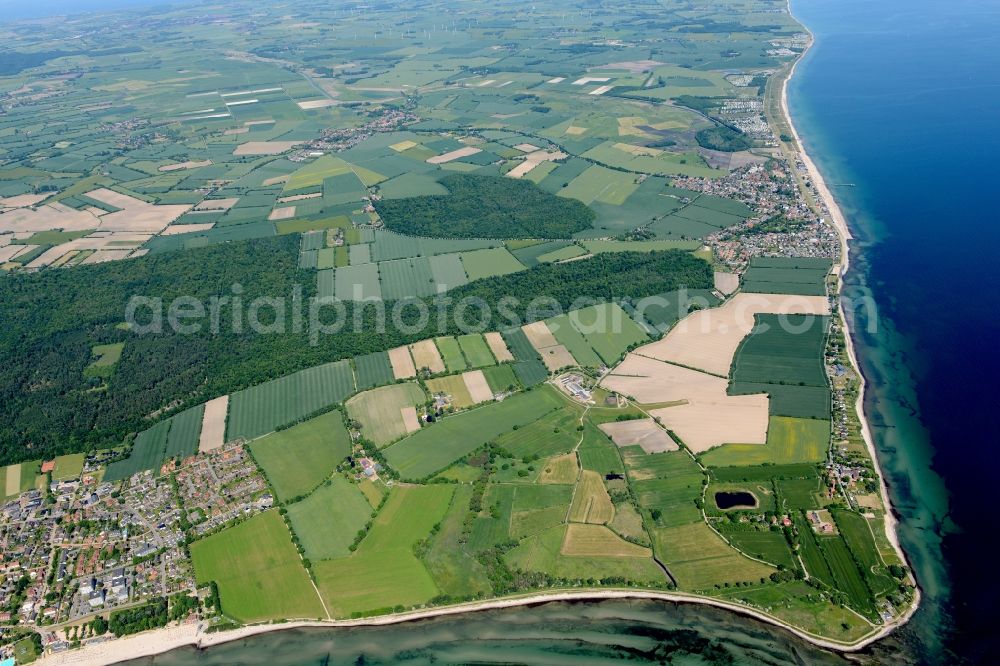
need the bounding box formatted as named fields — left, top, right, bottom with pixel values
left=788, top=0, right=1000, bottom=662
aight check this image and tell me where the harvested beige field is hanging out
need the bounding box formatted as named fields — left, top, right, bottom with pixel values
left=223, top=127, right=249, bottom=135
left=506, top=160, right=541, bottom=179
left=713, top=271, right=739, bottom=295
left=261, top=175, right=289, bottom=187
left=569, top=471, right=615, bottom=524
left=85, top=188, right=190, bottom=233
left=539, top=453, right=578, bottom=484
left=389, top=140, right=419, bottom=152
left=522, top=321, right=559, bottom=349
left=614, top=142, right=662, bottom=156
left=538, top=344, right=576, bottom=372
left=199, top=396, right=229, bottom=453
left=603, top=353, right=720, bottom=403
left=232, top=141, right=302, bottom=156
left=25, top=231, right=152, bottom=267
left=409, top=339, right=445, bottom=374
left=602, top=59, right=664, bottom=73
left=598, top=418, right=678, bottom=453
left=79, top=248, right=132, bottom=264
left=649, top=394, right=767, bottom=453
left=484, top=332, right=514, bottom=362
left=561, top=524, right=651, bottom=558
left=572, top=76, right=611, bottom=85
left=268, top=206, right=296, bottom=221
left=5, top=463, right=20, bottom=497
left=400, top=406, right=421, bottom=434
left=296, top=98, right=337, bottom=109
left=637, top=293, right=830, bottom=376
left=426, top=146, right=482, bottom=164
left=277, top=193, right=322, bottom=204
left=161, top=223, right=214, bottom=235
left=0, top=193, right=49, bottom=208
left=601, top=354, right=768, bottom=453
left=0, top=202, right=98, bottom=233
left=85, top=188, right=145, bottom=209
left=388, top=345, right=417, bottom=379
left=462, top=370, right=493, bottom=404
left=158, top=160, right=212, bottom=172
left=565, top=126, right=587, bottom=135
left=194, top=198, right=239, bottom=211
left=0, top=244, right=35, bottom=262
left=589, top=85, right=614, bottom=95
left=24, top=246, right=73, bottom=269
left=514, top=143, right=540, bottom=153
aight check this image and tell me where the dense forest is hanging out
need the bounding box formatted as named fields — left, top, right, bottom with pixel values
left=373, top=173, right=595, bottom=239
left=0, top=235, right=710, bottom=463
left=695, top=126, right=752, bottom=152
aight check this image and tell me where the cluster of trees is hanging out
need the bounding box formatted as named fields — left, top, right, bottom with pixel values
left=0, top=234, right=710, bottom=464
left=373, top=173, right=595, bottom=239
left=109, top=598, right=169, bottom=637
left=695, top=126, right=752, bottom=152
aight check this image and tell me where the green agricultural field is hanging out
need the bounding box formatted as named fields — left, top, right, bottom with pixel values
left=346, top=382, right=426, bottom=446
left=776, top=477, right=825, bottom=510
left=163, top=404, right=203, bottom=461
left=652, top=522, right=775, bottom=590
left=460, top=247, right=526, bottom=281
left=717, top=526, right=798, bottom=570
left=456, top=334, right=495, bottom=368
left=192, top=510, right=324, bottom=622
left=384, top=388, right=563, bottom=479
left=313, top=485, right=453, bottom=617
left=51, top=453, right=85, bottom=481
left=495, top=406, right=583, bottom=459
left=426, top=374, right=474, bottom=409
left=468, top=484, right=517, bottom=551
left=482, top=364, right=518, bottom=394
left=421, top=485, right=493, bottom=597
left=249, top=410, right=351, bottom=501
left=557, top=165, right=639, bottom=206
left=84, top=342, right=125, bottom=378
left=577, top=424, right=625, bottom=475
left=700, top=416, right=830, bottom=467
left=581, top=240, right=701, bottom=254
left=741, top=257, right=831, bottom=297
left=434, top=336, right=468, bottom=372
left=506, top=524, right=664, bottom=584
left=378, top=257, right=437, bottom=299
left=731, top=314, right=830, bottom=389
left=353, top=351, right=395, bottom=390
left=286, top=476, right=373, bottom=560
left=833, top=509, right=897, bottom=596
left=226, top=360, right=355, bottom=441
left=104, top=420, right=170, bottom=482
left=555, top=303, right=648, bottom=366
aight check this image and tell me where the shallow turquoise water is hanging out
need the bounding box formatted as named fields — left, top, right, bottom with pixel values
left=118, top=599, right=847, bottom=665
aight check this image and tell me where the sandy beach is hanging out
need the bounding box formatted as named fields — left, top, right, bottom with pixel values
left=781, top=0, right=920, bottom=619
left=36, top=584, right=916, bottom=666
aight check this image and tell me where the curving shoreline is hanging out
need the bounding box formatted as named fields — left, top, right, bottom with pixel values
left=37, top=587, right=907, bottom=666
left=35, top=9, right=920, bottom=666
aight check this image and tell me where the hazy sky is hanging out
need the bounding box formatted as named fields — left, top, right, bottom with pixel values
left=0, top=0, right=182, bottom=21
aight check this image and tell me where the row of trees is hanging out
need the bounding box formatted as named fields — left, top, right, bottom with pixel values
left=0, top=234, right=710, bottom=464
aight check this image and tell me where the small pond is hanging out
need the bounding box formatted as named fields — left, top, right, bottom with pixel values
left=714, top=491, right=758, bottom=510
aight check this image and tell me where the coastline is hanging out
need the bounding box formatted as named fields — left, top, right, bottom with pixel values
left=780, top=0, right=921, bottom=627
left=36, top=586, right=908, bottom=666
left=33, top=11, right=921, bottom=666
